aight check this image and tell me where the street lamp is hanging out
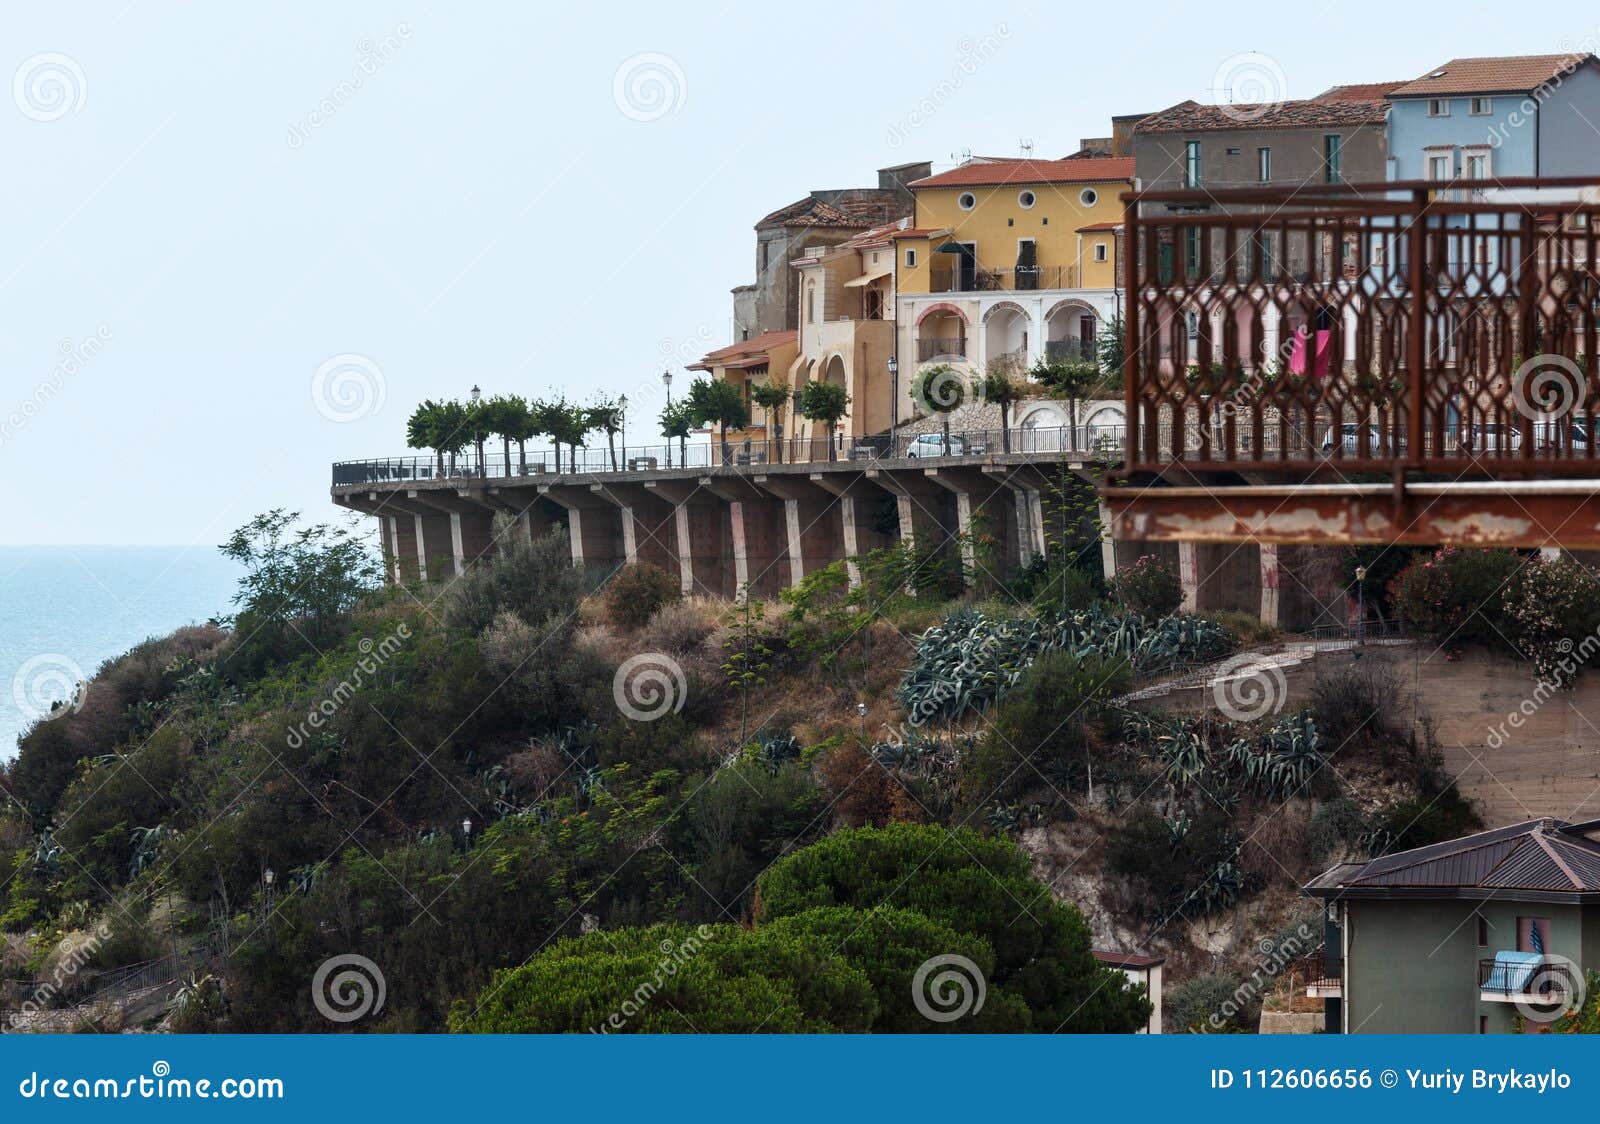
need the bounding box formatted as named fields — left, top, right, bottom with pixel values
left=263, top=867, right=275, bottom=887
left=887, top=354, right=900, bottom=456
left=1353, top=565, right=1368, bottom=654
left=469, top=384, right=481, bottom=404
left=662, top=369, right=673, bottom=405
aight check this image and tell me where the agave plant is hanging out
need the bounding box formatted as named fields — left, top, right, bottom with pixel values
left=129, top=824, right=170, bottom=878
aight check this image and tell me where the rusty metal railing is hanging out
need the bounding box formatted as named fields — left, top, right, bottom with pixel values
left=1121, top=177, right=1600, bottom=480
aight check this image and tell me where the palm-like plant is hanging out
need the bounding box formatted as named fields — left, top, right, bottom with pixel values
left=912, top=363, right=967, bottom=454
left=660, top=398, right=694, bottom=469
left=974, top=362, right=1023, bottom=453
left=799, top=380, right=850, bottom=461
left=587, top=395, right=624, bottom=470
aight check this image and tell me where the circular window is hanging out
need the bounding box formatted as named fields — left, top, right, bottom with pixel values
left=957, top=192, right=977, bottom=211
left=1018, top=190, right=1036, bottom=209
left=1079, top=188, right=1098, bottom=207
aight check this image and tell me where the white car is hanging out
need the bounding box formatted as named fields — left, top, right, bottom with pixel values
left=906, top=433, right=966, bottom=457
left=1319, top=424, right=1401, bottom=456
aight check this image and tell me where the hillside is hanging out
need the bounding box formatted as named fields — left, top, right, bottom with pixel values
left=0, top=511, right=1477, bottom=1033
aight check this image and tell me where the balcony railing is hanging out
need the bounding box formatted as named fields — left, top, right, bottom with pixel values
left=1478, top=955, right=1582, bottom=1004
left=929, top=265, right=1079, bottom=293
left=331, top=423, right=1130, bottom=487
left=917, top=336, right=967, bottom=361
left=1123, top=177, right=1600, bottom=478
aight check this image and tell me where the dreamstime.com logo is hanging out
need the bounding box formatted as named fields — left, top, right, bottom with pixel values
left=12, top=52, right=85, bottom=122
left=311, top=352, right=386, bottom=423
left=17, top=1061, right=283, bottom=1101
left=911, top=953, right=986, bottom=1023
left=311, top=954, right=387, bottom=1023
left=12, top=653, right=88, bottom=725
left=613, top=652, right=687, bottom=721
left=612, top=52, right=686, bottom=123
left=1208, top=652, right=1287, bottom=722
left=1511, top=353, right=1584, bottom=424
left=1512, top=954, right=1587, bottom=1025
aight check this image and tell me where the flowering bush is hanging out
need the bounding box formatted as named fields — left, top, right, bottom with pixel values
left=1501, top=555, right=1600, bottom=684
left=1109, top=554, right=1182, bottom=619
left=1388, top=547, right=1521, bottom=650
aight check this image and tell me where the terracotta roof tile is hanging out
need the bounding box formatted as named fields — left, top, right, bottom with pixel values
left=692, top=329, right=796, bottom=370
left=1389, top=54, right=1596, bottom=98
left=1314, top=81, right=1409, bottom=102
left=1135, top=95, right=1388, bottom=134
left=890, top=227, right=949, bottom=240
left=755, top=195, right=892, bottom=230
left=1077, top=221, right=1122, bottom=232
left=909, top=156, right=1133, bottom=189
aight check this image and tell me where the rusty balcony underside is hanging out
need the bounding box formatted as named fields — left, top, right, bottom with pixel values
left=1107, top=177, right=1600, bottom=548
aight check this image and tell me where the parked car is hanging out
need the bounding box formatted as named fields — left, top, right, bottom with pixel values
left=906, top=433, right=966, bottom=457
left=1319, top=423, right=1402, bottom=456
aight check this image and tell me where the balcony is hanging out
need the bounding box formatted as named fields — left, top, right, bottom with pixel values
left=929, top=265, right=1079, bottom=293
left=917, top=336, right=967, bottom=361
left=1103, top=177, right=1600, bottom=551
left=1478, top=955, right=1581, bottom=1005
left=1296, top=953, right=1342, bottom=999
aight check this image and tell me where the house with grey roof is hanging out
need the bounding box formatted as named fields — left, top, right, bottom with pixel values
left=1304, top=818, right=1600, bottom=1033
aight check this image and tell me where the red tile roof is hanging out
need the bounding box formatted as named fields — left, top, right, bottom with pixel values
left=909, top=156, right=1134, bottom=189
left=755, top=195, right=896, bottom=230
left=1389, top=54, right=1596, bottom=98
left=1315, top=81, right=1408, bottom=102
left=838, top=220, right=903, bottom=250
left=1135, top=95, right=1388, bottom=134
left=691, top=329, right=796, bottom=371
left=1077, top=221, right=1122, bottom=233
left=890, top=227, right=949, bottom=240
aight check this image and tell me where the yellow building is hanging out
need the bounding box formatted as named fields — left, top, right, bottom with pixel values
left=688, top=329, right=797, bottom=461
left=897, top=155, right=1129, bottom=365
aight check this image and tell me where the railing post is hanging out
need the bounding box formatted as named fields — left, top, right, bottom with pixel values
left=1407, top=188, right=1428, bottom=471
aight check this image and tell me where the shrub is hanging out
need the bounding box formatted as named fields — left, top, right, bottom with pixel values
left=1388, top=547, right=1521, bottom=650
left=1500, top=554, right=1600, bottom=684
left=1309, top=665, right=1400, bottom=751
left=1106, top=805, right=1244, bottom=920
left=602, top=563, right=680, bottom=631
left=443, top=520, right=584, bottom=636
left=1364, top=788, right=1482, bottom=856
left=1166, top=971, right=1253, bottom=1033
left=1307, top=797, right=1368, bottom=861
left=1110, top=554, right=1182, bottom=619
left=964, top=650, right=1131, bottom=805
left=640, top=597, right=722, bottom=654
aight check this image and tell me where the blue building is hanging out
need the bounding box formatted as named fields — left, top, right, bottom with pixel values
left=1386, top=53, right=1600, bottom=181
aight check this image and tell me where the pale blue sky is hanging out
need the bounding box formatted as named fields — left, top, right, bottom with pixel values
left=0, top=0, right=1591, bottom=545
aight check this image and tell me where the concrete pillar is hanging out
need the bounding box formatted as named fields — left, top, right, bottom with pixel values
left=924, top=465, right=1021, bottom=588
left=384, top=515, right=401, bottom=584
left=1259, top=542, right=1281, bottom=627
left=449, top=513, right=466, bottom=577
left=700, top=476, right=784, bottom=600
left=1178, top=541, right=1199, bottom=612
left=645, top=477, right=733, bottom=598
left=591, top=482, right=679, bottom=579
left=754, top=473, right=844, bottom=590
left=1097, top=500, right=1117, bottom=583
left=810, top=473, right=895, bottom=587
left=412, top=514, right=429, bottom=582
left=538, top=484, right=625, bottom=583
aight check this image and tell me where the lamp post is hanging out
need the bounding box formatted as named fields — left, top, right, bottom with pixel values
left=660, top=372, right=674, bottom=466
left=461, top=818, right=474, bottom=848
left=1354, top=565, right=1368, bottom=655
left=887, top=354, right=900, bottom=457
left=856, top=701, right=868, bottom=736
left=469, top=385, right=483, bottom=474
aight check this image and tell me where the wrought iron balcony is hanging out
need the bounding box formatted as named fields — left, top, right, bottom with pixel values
left=1478, top=954, right=1581, bottom=1005
left=929, top=265, right=1079, bottom=293
left=917, top=336, right=967, bottom=361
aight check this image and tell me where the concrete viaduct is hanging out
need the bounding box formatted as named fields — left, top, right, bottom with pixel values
left=332, top=455, right=1336, bottom=628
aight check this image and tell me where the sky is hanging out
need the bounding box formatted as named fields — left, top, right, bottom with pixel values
left=1, top=0, right=1596, bottom=546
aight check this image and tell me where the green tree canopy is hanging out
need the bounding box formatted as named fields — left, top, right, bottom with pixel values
left=687, top=376, right=750, bottom=463
left=799, top=380, right=850, bottom=459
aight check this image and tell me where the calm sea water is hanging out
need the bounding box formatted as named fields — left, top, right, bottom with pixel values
left=0, top=546, right=244, bottom=760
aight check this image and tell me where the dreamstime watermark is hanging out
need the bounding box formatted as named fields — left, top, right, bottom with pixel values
left=1510, top=353, right=1583, bottom=424
left=1209, top=652, right=1287, bottom=722
left=12, top=653, right=89, bottom=725
left=1485, top=631, right=1600, bottom=749
left=911, top=953, right=986, bottom=1023
left=310, top=953, right=386, bottom=1023
left=1484, top=44, right=1588, bottom=149
left=286, top=25, right=412, bottom=149
left=590, top=925, right=716, bottom=1032
left=1212, top=52, right=1287, bottom=122
left=285, top=625, right=410, bottom=749
left=1512, top=953, right=1587, bottom=1025
left=611, top=52, right=686, bottom=123
left=612, top=652, right=687, bottom=721
left=310, top=352, right=387, bottom=423
left=1208, top=920, right=1320, bottom=1028
left=12, top=52, right=86, bottom=122
left=4, top=922, right=111, bottom=1030
left=885, top=26, right=1011, bottom=149
left=16, top=1061, right=284, bottom=1101
left=0, top=326, right=113, bottom=450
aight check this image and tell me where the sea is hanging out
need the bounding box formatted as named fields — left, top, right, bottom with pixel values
left=0, top=546, right=244, bottom=760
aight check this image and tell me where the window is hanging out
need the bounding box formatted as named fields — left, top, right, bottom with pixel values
left=1095, top=242, right=1108, bottom=262
left=760, top=243, right=769, bottom=271
left=1184, top=140, right=1201, bottom=187
left=1477, top=915, right=1488, bottom=946
left=1225, top=146, right=1241, bottom=156
left=1464, top=149, right=1490, bottom=180
left=1428, top=152, right=1453, bottom=181
left=1479, top=1016, right=1488, bottom=1035
left=904, top=248, right=917, bottom=268
left=1428, top=98, right=1451, bottom=117
left=1257, top=147, right=1271, bottom=182
left=806, top=286, right=814, bottom=324
left=1470, top=96, right=1493, bottom=115
left=1018, top=189, right=1036, bottom=209
left=1185, top=226, right=1201, bottom=276
left=1079, top=187, right=1098, bottom=206
left=1518, top=916, right=1551, bottom=953
left=1323, top=134, right=1342, bottom=184
left=957, top=192, right=977, bottom=210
